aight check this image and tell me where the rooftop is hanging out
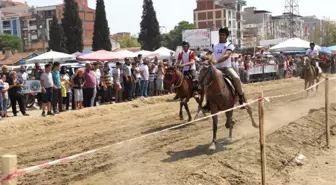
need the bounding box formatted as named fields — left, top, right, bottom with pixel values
left=0, top=52, right=37, bottom=65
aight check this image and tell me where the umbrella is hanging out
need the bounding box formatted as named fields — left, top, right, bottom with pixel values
left=269, top=38, right=321, bottom=52
left=115, top=50, right=137, bottom=58
left=154, top=47, right=174, bottom=58
left=134, top=50, right=159, bottom=58
left=328, top=45, right=336, bottom=53
left=77, top=50, right=124, bottom=61
left=320, top=47, right=332, bottom=54
left=27, top=50, right=75, bottom=63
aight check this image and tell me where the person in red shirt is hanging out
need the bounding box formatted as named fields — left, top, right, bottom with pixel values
left=177, top=41, right=198, bottom=94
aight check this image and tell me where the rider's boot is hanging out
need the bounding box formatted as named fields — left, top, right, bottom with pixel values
left=192, top=80, right=199, bottom=96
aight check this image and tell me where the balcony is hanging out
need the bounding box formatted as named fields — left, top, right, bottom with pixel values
left=23, top=25, right=37, bottom=30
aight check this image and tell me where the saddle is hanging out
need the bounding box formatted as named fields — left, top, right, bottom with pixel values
left=222, top=74, right=236, bottom=95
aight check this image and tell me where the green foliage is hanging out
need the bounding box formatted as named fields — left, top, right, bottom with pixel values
left=119, top=35, right=141, bottom=48
left=161, top=21, right=196, bottom=50
left=311, top=20, right=336, bottom=46
left=138, top=0, right=161, bottom=51
left=0, top=34, right=23, bottom=52
left=48, top=16, right=67, bottom=53
left=62, top=0, right=83, bottom=53
left=92, top=0, right=112, bottom=51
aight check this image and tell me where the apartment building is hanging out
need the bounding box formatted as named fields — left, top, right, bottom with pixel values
left=193, top=0, right=245, bottom=47
left=242, top=7, right=273, bottom=47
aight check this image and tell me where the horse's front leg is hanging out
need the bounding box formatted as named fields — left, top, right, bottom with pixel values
left=245, top=104, right=258, bottom=128
left=209, top=104, right=218, bottom=150
left=183, top=99, right=192, bottom=122
left=209, top=115, right=218, bottom=150
left=179, top=100, right=183, bottom=120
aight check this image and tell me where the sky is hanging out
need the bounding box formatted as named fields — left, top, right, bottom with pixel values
left=20, top=0, right=336, bottom=34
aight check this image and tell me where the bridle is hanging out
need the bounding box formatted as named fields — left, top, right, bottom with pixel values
left=198, top=63, right=224, bottom=96
left=165, top=68, right=184, bottom=89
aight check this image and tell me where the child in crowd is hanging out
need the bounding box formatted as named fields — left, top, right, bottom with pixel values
left=72, top=68, right=85, bottom=110
left=1, top=74, right=9, bottom=117
left=61, top=79, right=67, bottom=110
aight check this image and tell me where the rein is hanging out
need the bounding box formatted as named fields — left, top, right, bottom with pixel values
left=199, top=65, right=225, bottom=96
left=174, top=72, right=184, bottom=89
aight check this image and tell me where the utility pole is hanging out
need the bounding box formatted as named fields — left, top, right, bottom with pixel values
left=284, top=0, right=300, bottom=38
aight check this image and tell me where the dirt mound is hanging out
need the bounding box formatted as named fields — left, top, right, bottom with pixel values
left=183, top=103, right=336, bottom=185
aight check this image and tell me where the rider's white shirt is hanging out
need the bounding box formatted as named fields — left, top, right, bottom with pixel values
left=212, top=42, right=235, bottom=68
left=305, top=48, right=319, bottom=56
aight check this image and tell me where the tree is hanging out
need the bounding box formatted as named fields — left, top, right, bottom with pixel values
left=119, top=35, right=141, bottom=48
left=0, top=34, right=23, bottom=52
left=92, top=0, right=112, bottom=51
left=48, top=16, right=67, bottom=53
left=161, top=21, right=196, bottom=50
left=62, top=0, right=83, bottom=53
left=320, top=20, right=336, bottom=46
left=138, top=0, right=161, bottom=51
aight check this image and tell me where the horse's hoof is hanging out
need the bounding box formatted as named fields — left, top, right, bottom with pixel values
left=253, top=123, right=259, bottom=128
left=209, top=142, right=216, bottom=150
left=188, top=118, right=192, bottom=122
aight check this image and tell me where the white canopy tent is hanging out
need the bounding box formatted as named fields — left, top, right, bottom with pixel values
left=134, top=50, right=159, bottom=58
left=154, top=47, right=174, bottom=58
left=27, top=50, right=75, bottom=63
left=115, top=50, right=137, bottom=58
left=269, top=38, right=321, bottom=52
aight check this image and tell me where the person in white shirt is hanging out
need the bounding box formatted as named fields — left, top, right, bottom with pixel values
left=204, top=27, right=246, bottom=110
left=17, top=66, right=29, bottom=82
left=177, top=41, right=198, bottom=93
left=139, top=59, right=149, bottom=97
left=305, top=42, right=320, bottom=76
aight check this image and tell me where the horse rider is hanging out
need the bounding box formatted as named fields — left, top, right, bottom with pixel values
left=177, top=41, right=199, bottom=95
left=202, top=26, right=246, bottom=110
left=305, top=42, right=320, bottom=78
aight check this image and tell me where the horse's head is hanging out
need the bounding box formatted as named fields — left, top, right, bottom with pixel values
left=198, top=56, right=214, bottom=87
left=164, top=66, right=180, bottom=84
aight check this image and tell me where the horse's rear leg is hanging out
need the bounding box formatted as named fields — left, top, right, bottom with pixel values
left=246, top=104, right=259, bottom=128
left=179, top=101, right=183, bottom=120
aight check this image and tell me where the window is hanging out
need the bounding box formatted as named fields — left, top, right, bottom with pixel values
left=2, top=20, right=10, bottom=28
left=29, top=20, right=37, bottom=26
left=228, top=11, right=231, bottom=19
left=4, top=30, right=11, bottom=34
left=12, top=20, right=17, bottom=35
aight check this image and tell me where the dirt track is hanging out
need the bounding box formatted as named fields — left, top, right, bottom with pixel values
left=0, top=78, right=335, bottom=185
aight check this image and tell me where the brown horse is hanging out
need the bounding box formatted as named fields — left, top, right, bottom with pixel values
left=198, top=62, right=258, bottom=150
left=303, top=57, right=321, bottom=95
left=164, top=66, right=205, bottom=122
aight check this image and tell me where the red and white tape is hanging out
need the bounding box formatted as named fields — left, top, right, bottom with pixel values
left=0, top=98, right=261, bottom=182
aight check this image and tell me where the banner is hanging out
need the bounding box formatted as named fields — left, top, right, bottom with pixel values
left=182, top=29, right=211, bottom=50
left=22, top=80, right=41, bottom=93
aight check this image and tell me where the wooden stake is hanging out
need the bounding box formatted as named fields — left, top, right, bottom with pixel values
left=325, top=76, right=330, bottom=147
left=258, top=91, right=266, bottom=185
left=1, top=155, right=17, bottom=185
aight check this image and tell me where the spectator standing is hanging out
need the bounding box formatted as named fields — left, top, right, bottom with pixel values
left=156, top=62, right=165, bottom=96
left=40, top=64, right=55, bottom=116
left=8, top=71, right=29, bottom=117
left=60, top=66, right=71, bottom=111
left=139, top=59, right=149, bottom=97
left=130, top=62, right=137, bottom=99
left=101, top=62, right=113, bottom=104
left=1, top=74, right=9, bottom=117
left=82, top=63, right=96, bottom=107
left=72, top=68, right=85, bottom=109
left=92, top=62, right=101, bottom=106
left=134, top=62, right=142, bottom=97
left=113, top=62, right=123, bottom=103
left=51, top=62, right=62, bottom=113
left=17, top=66, right=29, bottom=82
left=31, top=62, right=44, bottom=107
left=123, top=58, right=132, bottom=101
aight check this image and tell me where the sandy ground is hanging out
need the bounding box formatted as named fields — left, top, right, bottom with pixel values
left=0, top=77, right=335, bottom=185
